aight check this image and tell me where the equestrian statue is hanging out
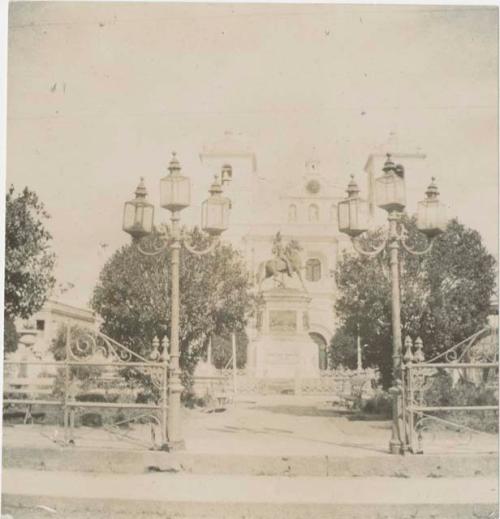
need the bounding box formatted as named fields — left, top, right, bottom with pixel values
left=256, top=232, right=307, bottom=292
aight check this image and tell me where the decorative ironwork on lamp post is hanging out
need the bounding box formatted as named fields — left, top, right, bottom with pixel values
left=123, top=152, right=231, bottom=450
left=337, top=153, right=447, bottom=454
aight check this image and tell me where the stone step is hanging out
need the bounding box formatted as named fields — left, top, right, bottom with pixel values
left=2, top=470, right=498, bottom=519
left=3, top=445, right=498, bottom=478
left=3, top=497, right=496, bottom=519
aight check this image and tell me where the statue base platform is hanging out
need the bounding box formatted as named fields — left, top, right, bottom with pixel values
left=248, top=287, right=319, bottom=379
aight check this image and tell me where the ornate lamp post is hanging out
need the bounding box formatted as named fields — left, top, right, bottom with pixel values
left=123, top=152, right=231, bottom=450
left=337, top=153, right=447, bottom=454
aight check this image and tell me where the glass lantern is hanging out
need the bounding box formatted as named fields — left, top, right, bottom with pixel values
left=375, top=154, right=406, bottom=213
left=123, top=178, right=154, bottom=239
left=201, top=176, right=231, bottom=236
left=160, top=152, right=191, bottom=212
left=337, top=175, right=369, bottom=237
left=417, top=177, right=447, bottom=238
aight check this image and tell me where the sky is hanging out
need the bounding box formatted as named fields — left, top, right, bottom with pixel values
left=5, top=2, right=499, bottom=308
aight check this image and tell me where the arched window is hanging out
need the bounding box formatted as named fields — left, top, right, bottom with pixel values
left=308, top=204, right=319, bottom=222
left=288, top=204, right=297, bottom=223
left=305, top=258, right=321, bottom=282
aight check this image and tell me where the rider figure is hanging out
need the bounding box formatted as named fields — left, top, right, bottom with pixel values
left=272, top=232, right=293, bottom=277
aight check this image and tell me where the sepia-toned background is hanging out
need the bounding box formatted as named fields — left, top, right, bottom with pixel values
left=6, top=2, right=498, bottom=307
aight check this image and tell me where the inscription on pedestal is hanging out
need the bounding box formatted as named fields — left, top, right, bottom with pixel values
left=265, top=344, right=298, bottom=365
left=269, top=310, right=296, bottom=333
left=263, top=341, right=300, bottom=377
left=251, top=288, right=318, bottom=378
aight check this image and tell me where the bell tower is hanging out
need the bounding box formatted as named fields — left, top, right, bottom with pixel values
left=199, top=132, right=258, bottom=241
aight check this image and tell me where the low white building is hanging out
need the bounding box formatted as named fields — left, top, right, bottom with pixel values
left=16, top=299, right=98, bottom=346
left=9, top=300, right=100, bottom=378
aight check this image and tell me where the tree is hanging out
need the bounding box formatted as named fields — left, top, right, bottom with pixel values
left=333, top=218, right=496, bottom=388
left=3, top=316, right=19, bottom=355
left=90, top=228, right=254, bottom=386
left=4, top=186, right=56, bottom=349
left=211, top=332, right=248, bottom=369
left=329, top=327, right=358, bottom=370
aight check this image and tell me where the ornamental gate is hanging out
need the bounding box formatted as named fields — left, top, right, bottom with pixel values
left=402, top=326, right=498, bottom=454
left=3, top=325, right=168, bottom=450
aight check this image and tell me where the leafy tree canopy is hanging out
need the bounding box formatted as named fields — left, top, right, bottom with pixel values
left=332, top=217, right=496, bottom=387
left=90, top=228, right=254, bottom=378
left=3, top=316, right=19, bottom=356
left=328, top=327, right=359, bottom=370
left=4, top=185, right=56, bottom=321
left=210, top=332, right=248, bottom=370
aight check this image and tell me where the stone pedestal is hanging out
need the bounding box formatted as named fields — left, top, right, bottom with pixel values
left=192, top=360, right=220, bottom=399
left=248, top=288, right=319, bottom=378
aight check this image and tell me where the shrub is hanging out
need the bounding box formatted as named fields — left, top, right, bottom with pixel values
left=75, top=393, right=107, bottom=403
left=114, top=410, right=131, bottom=429
left=422, top=371, right=498, bottom=433
left=361, top=390, right=392, bottom=418
left=181, top=391, right=209, bottom=409
left=81, top=412, right=103, bottom=427
left=421, top=370, right=455, bottom=407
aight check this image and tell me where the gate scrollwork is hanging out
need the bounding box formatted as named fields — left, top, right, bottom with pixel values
left=403, top=326, right=498, bottom=454
left=68, top=330, right=151, bottom=364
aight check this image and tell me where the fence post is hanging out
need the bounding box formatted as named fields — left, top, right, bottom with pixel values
left=402, top=336, right=413, bottom=453
left=161, top=336, right=169, bottom=450
left=414, top=337, right=425, bottom=363
left=232, top=332, right=237, bottom=396
left=63, top=324, right=71, bottom=445
left=414, top=337, right=424, bottom=454
left=356, top=324, right=362, bottom=373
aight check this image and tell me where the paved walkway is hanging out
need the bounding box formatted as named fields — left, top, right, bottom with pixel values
left=2, top=469, right=498, bottom=505
left=3, top=395, right=498, bottom=456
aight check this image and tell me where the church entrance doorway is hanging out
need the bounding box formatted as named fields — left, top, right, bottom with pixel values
left=309, top=332, right=328, bottom=370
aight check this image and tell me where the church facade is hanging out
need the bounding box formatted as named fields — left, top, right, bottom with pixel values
left=200, top=137, right=351, bottom=375
left=241, top=160, right=348, bottom=374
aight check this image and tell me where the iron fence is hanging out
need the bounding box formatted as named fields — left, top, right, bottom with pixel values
left=402, top=327, right=499, bottom=454
left=3, top=326, right=168, bottom=450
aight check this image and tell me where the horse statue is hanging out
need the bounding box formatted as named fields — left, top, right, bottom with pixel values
left=256, top=232, right=307, bottom=292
